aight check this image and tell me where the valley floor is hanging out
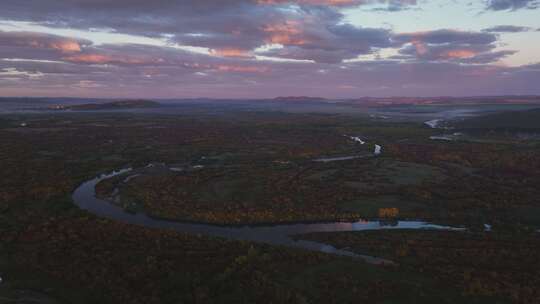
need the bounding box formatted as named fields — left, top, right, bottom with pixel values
left=1, top=108, right=539, bottom=303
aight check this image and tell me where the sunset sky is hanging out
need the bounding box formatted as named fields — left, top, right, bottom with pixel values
left=1, top=0, right=539, bottom=98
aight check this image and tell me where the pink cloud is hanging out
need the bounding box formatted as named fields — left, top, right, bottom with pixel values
left=210, top=48, right=253, bottom=58
left=442, top=49, right=477, bottom=59
left=262, top=20, right=309, bottom=46
left=215, top=64, right=269, bottom=73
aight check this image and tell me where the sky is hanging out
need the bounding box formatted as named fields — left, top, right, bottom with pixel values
left=0, top=0, right=539, bottom=98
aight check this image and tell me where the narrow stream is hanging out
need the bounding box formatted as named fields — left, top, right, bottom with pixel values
left=314, top=136, right=381, bottom=162
left=72, top=168, right=463, bottom=264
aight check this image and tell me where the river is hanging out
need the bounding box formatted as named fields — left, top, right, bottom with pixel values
left=72, top=168, right=463, bottom=264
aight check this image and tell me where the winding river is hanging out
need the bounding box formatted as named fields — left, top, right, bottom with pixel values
left=72, top=168, right=463, bottom=264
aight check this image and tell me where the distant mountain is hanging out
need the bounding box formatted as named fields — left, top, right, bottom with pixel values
left=51, top=100, right=161, bottom=111
left=273, top=96, right=327, bottom=102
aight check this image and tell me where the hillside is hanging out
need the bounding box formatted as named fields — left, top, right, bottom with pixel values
left=455, top=108, right=540, bottom=130
left=56, top=100, right=161, bottom=111
left=273, top=96, right=328, bottom=102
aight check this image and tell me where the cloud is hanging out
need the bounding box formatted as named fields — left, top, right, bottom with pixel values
left=397, top=43, right=509, bottom=63
left=0, top=30, right=96, bottom=65
left=0, top=1, right=538, bottom=97
left=485, top=0, right=539, bottom=10
left=394, top=29, right=497, bottom=45
left=259, top=23, right=392, bottom=62
left=483, top=25, right=532, bottom=32
left=366, top=0, right=419, bottom=11
left=257, top=0, right=418, bottom=7
left=0, top=30, right=91, bottom=53
left=3, top=53, right=539, bottom=98
left=392, top=29, right=512, bottom=64
left=59, top=43, right=272, bottom=75
left=460, top=50, right=518, bottom=64
left=0, top=0, right=404, bottom=63
left=0, top=30, right=536, bottom=98
left=0, top=31, right=273, bottom=80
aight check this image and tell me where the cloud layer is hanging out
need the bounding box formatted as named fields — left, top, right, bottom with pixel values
left=486, top=0, right=539, bottom=10
left=0, top=0, right=538, bottom=97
